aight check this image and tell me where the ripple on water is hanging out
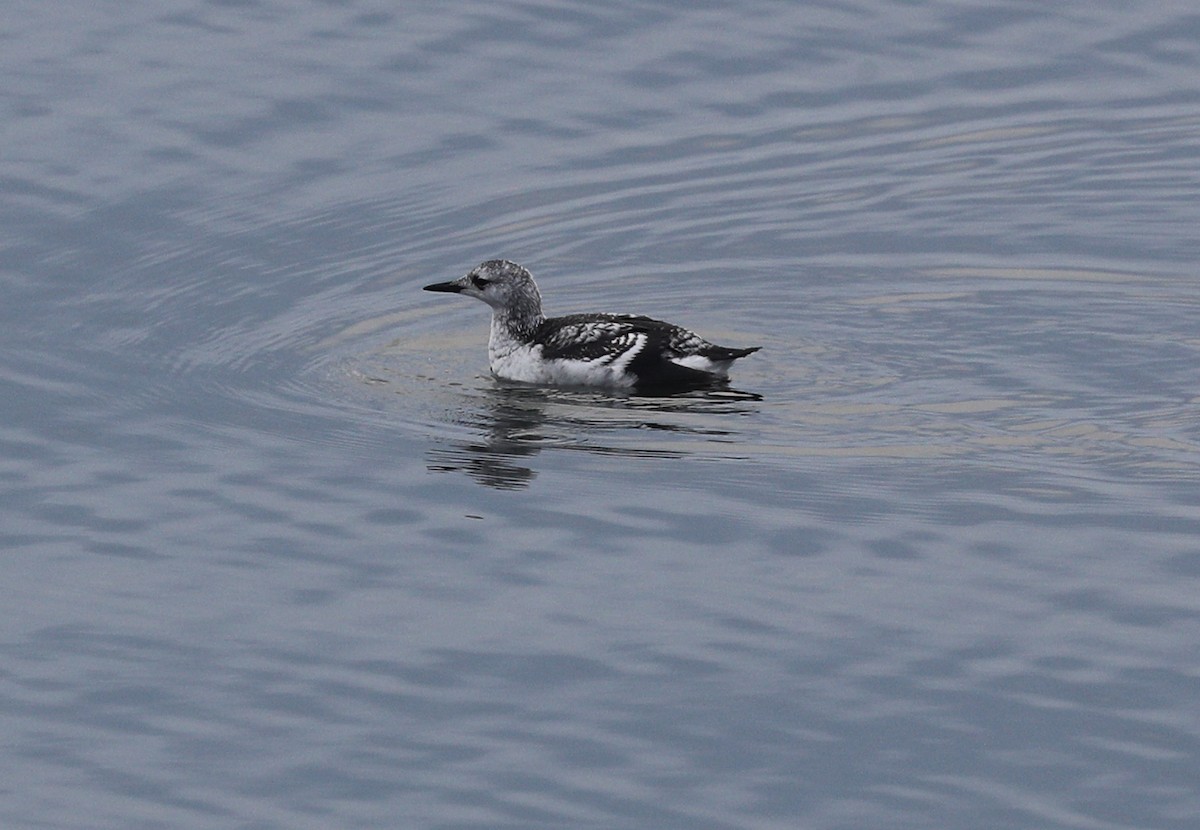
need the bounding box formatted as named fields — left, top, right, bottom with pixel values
left=4, top=1, right=1200, bottom=828
left=111, top=196, right=1200, bottom=490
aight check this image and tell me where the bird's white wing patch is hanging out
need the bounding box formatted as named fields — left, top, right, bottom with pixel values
left=537, top=327, right=647, bottom=388
left=606, top=331, right=647, bottom=371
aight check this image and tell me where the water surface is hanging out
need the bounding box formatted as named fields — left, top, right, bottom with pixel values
left=2, top=2, right=1199, bottom=828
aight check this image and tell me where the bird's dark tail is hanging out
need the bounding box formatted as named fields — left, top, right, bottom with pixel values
left=703, top=345, right=760, bottom=362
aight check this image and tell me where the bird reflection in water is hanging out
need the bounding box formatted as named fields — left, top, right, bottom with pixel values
left=425, top=382, right=761, bottom=490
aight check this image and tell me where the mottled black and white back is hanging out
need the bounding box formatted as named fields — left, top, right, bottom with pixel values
left=424, top=260, right=759, bottom=391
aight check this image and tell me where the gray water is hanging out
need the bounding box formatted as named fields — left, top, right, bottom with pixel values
left=3, top=2, right=1199, bottom=828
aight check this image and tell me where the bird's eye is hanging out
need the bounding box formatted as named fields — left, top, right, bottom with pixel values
left=471, top=275, right=490, bottom=288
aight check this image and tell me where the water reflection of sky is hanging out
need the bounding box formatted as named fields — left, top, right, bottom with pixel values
left=3, top=2, right=1200, bottom=828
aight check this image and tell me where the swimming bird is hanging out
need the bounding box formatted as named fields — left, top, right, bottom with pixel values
left=423, top=260, right=759, bottom=391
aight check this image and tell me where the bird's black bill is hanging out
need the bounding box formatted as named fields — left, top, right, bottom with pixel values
left=423, top=280, right=464, bottom=293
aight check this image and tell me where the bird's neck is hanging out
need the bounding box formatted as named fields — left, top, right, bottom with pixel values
left=492, top=303, right=544, bottom=341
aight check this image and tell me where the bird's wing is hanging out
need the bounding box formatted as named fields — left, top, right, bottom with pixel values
left=536, top=315, right=651, bottom=363
left=535, top=313, right=758, bottom=390
left=540, top=314, right=711, bottom=358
